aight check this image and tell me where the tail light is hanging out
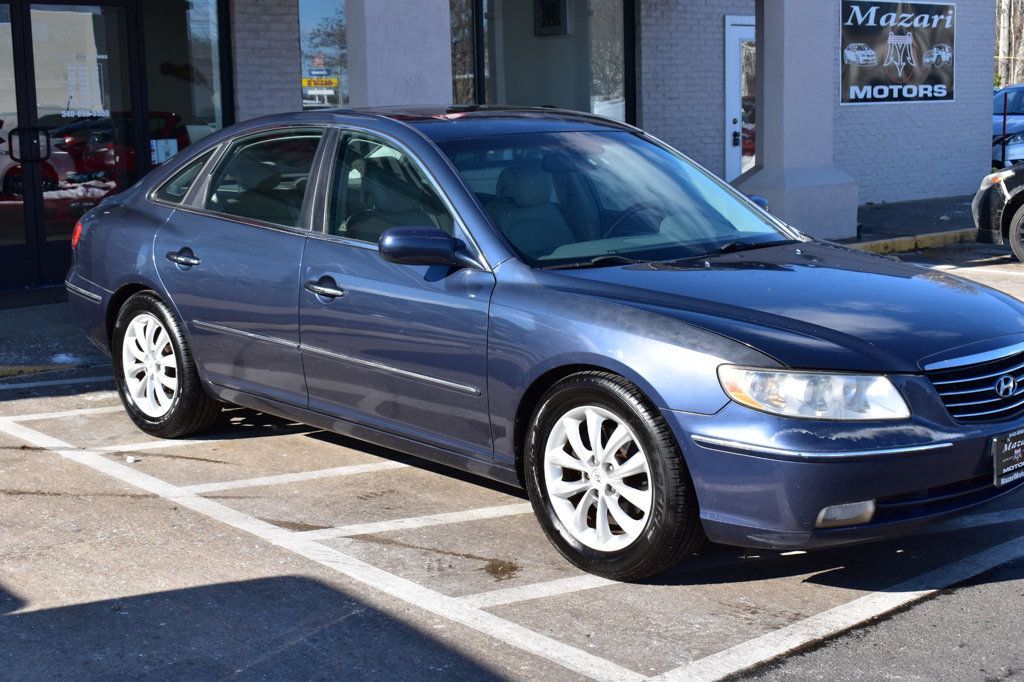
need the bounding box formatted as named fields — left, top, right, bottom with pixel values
left=70, top=221, right=83, bottom=249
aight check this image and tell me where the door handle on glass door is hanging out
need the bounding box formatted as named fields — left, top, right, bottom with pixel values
left=732, top=130, right=741, bottom=147
left=305, top=279, right=346, bottom=299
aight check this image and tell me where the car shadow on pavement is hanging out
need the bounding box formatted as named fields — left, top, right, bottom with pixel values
left=0, top=576, right=505, bottom=679
left=651, top=511, right=1024, bottom=593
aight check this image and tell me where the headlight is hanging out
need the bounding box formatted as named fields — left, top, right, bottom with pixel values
left=980, top=169, right=1015, bottom=190
left=717, top=366, right=910, bottom=420
left=1007, top=133, right=1024, bottom=146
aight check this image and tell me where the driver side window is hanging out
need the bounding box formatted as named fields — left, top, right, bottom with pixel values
left=328, top=134, right=454, bottom=243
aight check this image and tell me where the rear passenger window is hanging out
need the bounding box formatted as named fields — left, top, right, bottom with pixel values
left=204, top=128, right=323, bottom=228
left=153, top=150, right=213, bottom=204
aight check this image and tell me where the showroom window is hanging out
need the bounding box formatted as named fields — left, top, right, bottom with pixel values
left=299, top=0, right=349, bottom=110
left=451, top=0, right=635, bottom=123
left=143, top=0, right=229, bottom=163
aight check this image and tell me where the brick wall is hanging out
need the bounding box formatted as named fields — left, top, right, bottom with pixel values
left=230, top=0, right=302, bottom=121
left=638, top=0, right=755, bottom=176
left=833, top=0, right=994, bottom=203
left=640, top=0, right=993, bottom=204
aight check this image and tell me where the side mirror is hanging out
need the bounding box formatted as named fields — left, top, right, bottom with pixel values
left=378, top=226, right=479, bottom=269
left=748, top=194, right=771, bottom=212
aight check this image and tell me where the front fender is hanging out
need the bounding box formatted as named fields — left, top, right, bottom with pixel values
left=487, top=261, right=778, bottom=466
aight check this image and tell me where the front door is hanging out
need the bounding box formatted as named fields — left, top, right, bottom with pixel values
left=299, top=131, right=496, bottom=462
left=0, top=1, right=141, bottom=289
left=724, top=15, right=756, bottom=182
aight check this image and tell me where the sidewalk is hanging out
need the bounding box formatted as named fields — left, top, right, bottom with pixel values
left=842, top=194, right=978, bottom=254
left=0, top=287, right=107, bottom=381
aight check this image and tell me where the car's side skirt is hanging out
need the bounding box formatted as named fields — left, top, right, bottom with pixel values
left=207, top=383, right=521, bottom=490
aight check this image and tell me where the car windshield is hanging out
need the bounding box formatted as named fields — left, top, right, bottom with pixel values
left=995, top=89, right=1024, bottom=115
left=438, top=131, right=790, bottom=268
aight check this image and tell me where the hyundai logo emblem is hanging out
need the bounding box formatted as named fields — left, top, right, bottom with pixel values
left=995, top=374, right=1017, bottom=399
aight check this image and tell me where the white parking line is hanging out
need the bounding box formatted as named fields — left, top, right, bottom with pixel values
left=925, top=264, right=1024, bottom=277
left=99, top=438, right=215, bottom=453
left=654, top=533, right=1024, bottom=681
left=8, top=405, right=124, bottom=422
left=0, top=417, right=644, bottom=682
left=181, top=461, right=410, bottom=494
left=298, top=502, right=534, bottom=540
left=456, top=505, right=1024, bottom=610
left=0, top=374, right=114, bottom=391
left=463, top=574, right=615, bottom=609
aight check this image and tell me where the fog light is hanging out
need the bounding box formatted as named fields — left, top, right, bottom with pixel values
left=815, top=500, right=875, bottom=528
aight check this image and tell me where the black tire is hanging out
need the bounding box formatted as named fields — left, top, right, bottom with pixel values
left=524, top=371, right=704, bottom=581
left=111, top=290, right=221, bottom=438
left=1008, top=203, right=1024, bottom=264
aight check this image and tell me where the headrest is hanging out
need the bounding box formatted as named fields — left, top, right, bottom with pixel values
left=497, top=165, right=553, bottom=208
left=229, top=156, right=280, bottom=192
left=364, top=160, right=421, bottom=213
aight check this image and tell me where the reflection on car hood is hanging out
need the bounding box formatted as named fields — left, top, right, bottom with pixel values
left=537, top=241, right=1024, bottom=372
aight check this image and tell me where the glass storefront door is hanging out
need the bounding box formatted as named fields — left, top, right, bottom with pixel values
left=0, top=2, right=32, bottom=285
left=0, top=0, right=138, bottom=289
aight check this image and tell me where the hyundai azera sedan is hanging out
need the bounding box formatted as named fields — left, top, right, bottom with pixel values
left=68, top=106, right=1024, bottom=580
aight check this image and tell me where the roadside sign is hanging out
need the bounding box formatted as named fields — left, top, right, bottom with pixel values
left=302, top=77, right=340, bottom=88
left=309, top=68, right=329, bottom=77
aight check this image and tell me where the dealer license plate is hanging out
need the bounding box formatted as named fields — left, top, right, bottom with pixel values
left=993, top=427, right=1024, bottom=487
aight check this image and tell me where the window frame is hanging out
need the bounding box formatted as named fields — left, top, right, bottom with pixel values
left=308, top=124, right=491, bottom=270
left=456, top=0, right=638, bottom=125
left=149, top=149, right=218, bottom=206
left=169, top=124, right=331, bottom=235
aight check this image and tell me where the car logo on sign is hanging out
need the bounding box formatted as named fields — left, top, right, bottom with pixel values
left=995, top=374, right=1017, bottom=399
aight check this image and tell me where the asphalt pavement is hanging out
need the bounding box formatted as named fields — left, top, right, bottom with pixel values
left=1, top=241, right=1023, bottom=680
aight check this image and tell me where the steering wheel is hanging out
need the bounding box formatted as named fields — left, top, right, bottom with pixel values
left=602, top=203, right=665, bottom=239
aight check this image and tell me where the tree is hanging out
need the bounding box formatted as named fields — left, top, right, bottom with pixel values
left=305, top=5, right=347, bottom=73
left=450, top=0, right=477, bottom=104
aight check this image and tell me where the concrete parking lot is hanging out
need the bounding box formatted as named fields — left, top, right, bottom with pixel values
left=2, top=242, right=1024, bottom=681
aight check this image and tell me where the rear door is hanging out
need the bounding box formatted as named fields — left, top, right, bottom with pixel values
left=154, top=127, right=327, bottom=406
left=298, top=129, right=496, bottom=461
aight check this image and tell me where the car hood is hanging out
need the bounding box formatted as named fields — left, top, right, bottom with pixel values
left=993, top=114, right=1024, bottom=138
left=536, top=241, right=1024, bottom=372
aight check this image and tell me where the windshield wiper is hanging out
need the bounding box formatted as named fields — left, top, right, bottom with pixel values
left=696, top=238, right=798, bottom=258
left=544, top=255, right=642, bottom=270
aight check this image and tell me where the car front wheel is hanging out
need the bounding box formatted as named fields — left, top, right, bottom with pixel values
left=524, top=371, right=704, bottom=581
left=112, top=291, right=221, bottom=438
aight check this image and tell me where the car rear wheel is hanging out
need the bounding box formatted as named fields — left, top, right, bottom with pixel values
left=524, top=371, right=704, bottom=581
left=112, top=291, right=221, bottom=438
left=1008, top=203, right=1024, bottom=263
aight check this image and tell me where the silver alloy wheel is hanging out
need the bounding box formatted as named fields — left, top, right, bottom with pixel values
left=543, top=405, right=653, bottom=552
left=121, top=312, right=178, bottom=419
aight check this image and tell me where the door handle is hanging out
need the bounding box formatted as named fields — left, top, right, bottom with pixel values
left=166, top=249, right=201, bottom=267
left=732, top=130, right=741, bottom=147
left=8, top=127, right=24, bottom=162
left=305, top=278, right=346, bottom=299
left=35, top=128, right=51, bottom=161
left=7, top=127, right=51, bottom=162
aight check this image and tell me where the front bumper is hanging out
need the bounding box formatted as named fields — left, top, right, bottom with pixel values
left=973, top=183, right=1004, bottom=244
left=666, top=401, right=1024, bottom=550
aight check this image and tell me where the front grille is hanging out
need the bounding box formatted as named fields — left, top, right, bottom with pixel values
left=925, top=350, right=1024, bottom=423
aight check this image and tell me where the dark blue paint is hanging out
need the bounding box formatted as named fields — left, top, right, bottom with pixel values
left=68, top=106, right=1024, bottom=552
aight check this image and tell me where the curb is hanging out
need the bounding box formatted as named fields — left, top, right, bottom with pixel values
left=850, top=228, right=977, bottom=254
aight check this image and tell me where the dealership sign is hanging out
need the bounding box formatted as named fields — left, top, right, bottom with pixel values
left=841, top=1, right=955, bottom=104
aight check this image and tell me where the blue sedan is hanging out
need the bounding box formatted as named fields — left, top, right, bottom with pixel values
left=67, top=106, right=1024, bottom=580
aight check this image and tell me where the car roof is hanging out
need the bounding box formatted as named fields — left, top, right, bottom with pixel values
left=334, top=105, right=639, bottom=142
